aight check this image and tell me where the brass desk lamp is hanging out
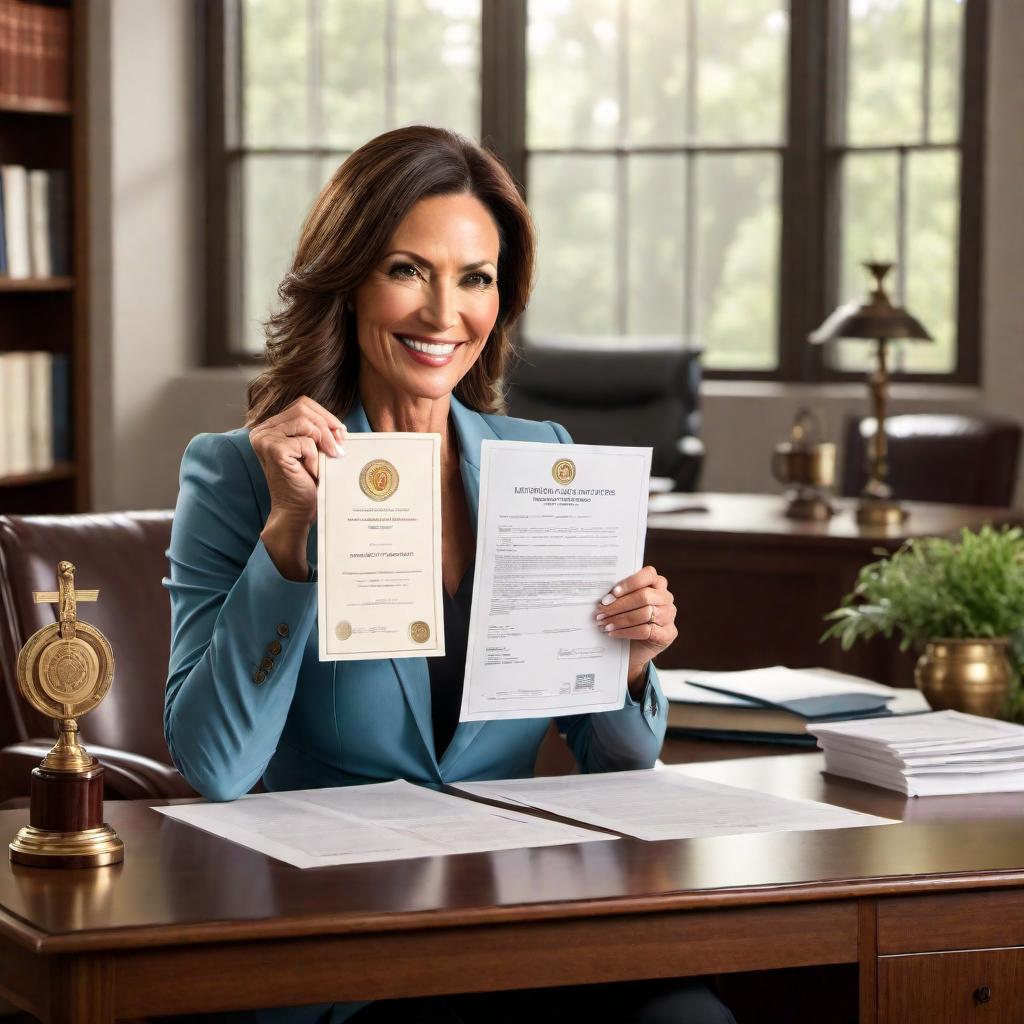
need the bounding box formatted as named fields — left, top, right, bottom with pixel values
left=809, top=261, right=932, bottom=527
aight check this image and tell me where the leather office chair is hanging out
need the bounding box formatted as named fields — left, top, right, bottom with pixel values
left=505, top=335, right=704, bottom=491
left=840, top=414, right=1022, bottom=507
left=0, top=511, right=195, bottom=801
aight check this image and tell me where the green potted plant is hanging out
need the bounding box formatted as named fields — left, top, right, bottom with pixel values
left=822, top=525, right=1024, bottom=719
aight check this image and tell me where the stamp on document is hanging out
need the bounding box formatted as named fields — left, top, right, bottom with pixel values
left=359, top=459, right=399, bottom=501
left=334, top=621, right=352, bottom=642
left=551, top=458, right=576, bottom=486
left=409, top=621, right=431, bottom=644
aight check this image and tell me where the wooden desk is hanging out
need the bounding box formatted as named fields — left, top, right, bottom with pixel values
left=646, top=493, right=1024, bottom=684
left=3, top=756, right=1024, bottom=1023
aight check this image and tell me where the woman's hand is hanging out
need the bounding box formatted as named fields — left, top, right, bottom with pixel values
left=250, top=396, right=347, bottom=580
left=595, top=566, right=679, bottom=698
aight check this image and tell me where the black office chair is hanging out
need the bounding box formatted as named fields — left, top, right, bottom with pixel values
left=505, top=335, right=704, bottom=491
left=841, top=413, right=1022, bottom=507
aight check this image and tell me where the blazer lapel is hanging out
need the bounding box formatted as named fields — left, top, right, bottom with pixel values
left=438, top=396, right=502, bottom=773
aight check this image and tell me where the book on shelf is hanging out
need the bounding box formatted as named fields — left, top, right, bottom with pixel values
left=660, top=666, right=931, bottom=746
left=0, top=164, right=68, bottom=279
left=0, top=0, right=70, bottom=105
left=0, top=349, right=67, bottom=478
left=0, top=164, right=29, bottom=278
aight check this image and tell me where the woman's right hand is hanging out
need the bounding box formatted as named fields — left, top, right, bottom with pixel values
left=250, top=396, right=347, bottom=580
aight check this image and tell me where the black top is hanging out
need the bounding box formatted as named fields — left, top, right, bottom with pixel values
left=428, top=562, right=475, bottom=759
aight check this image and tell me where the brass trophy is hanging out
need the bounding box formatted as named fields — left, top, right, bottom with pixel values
left=771, top=409, right=836, bottom=521
left=9, top=561, right=123, bottom=868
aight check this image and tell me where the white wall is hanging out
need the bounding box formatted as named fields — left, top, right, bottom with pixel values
left=90, top=0, right=207, bottom=511
left=89, top=1, right=1024, bottom=511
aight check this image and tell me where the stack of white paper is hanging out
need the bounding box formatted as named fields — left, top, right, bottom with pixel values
left=808, top=710, right=1024, bottom=796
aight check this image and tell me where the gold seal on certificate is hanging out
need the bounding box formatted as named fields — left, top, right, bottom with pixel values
left=318, top=434, right=444, bottom=661
left=359, top=459, right=399, bottom=501
left=552, top=458, right=576, bottom=485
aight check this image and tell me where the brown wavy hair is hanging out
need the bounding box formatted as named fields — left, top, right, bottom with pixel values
left=246, top=126, right=535, bottom=426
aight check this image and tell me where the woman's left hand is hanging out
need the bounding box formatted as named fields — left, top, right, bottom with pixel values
left=595, top=566, right=679, bottom=697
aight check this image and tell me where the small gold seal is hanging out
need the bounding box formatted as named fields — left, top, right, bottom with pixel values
left=359, top=459, right=399, bottom=501
left=334, top=621, right=352, bottom=641
left=409, top=621, right=431, bottom=644
left=552, top=458, right=576, bottom=486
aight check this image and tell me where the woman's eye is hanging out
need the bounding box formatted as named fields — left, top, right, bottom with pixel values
left=465, top=272, right=494, bottom=287
left=388, top=263, right=420, bottom=280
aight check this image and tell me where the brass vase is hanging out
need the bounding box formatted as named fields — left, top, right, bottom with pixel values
left=914, top=639, right=1013, bottom=719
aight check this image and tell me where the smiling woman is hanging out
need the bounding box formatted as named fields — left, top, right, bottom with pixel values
left=162, top=127, right=720, bottom=1024
left=246, top=126, right=532, bottom=425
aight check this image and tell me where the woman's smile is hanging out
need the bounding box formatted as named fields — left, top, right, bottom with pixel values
left=393, top=332, right=470, bottom=367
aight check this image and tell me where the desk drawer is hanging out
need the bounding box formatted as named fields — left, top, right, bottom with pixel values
left=879, top=947, right=1024, bottom=1024
left=878, top=890, right=1024, bottom=954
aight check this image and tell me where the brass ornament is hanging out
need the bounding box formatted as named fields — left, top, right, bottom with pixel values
left=9, top=561, right=124, bottom=868
left=359, top=459, right=399, bottom=501
left=409, top=621, right=431, bottom=644
left=771, top=409, right=836, bottom=521
left=552, top=458, right=576, bottom=486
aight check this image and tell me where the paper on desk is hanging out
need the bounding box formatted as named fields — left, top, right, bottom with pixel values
left=660, top=668, right=930, bottom=715
left=154, top=780, right=615, bottom=869
left=810, top=709, right=1024, bottom=754
left=454, top=769, right=896, bottom=842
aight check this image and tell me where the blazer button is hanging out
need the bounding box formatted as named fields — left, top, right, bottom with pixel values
left=253, top=669, right=267, bottom=685
left=267, top=640, right=282, bottom=656
left=260, top=657, right=274, bottom=672
left=277, top=623, right=289, bottom=638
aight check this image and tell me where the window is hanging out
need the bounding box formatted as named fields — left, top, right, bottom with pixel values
left=206, top=0, right=985, bottom=382
left=835, top=0, right=968, bottom=375
left=211, top=0, right=481, bottom=357
left=525, top=1, right=788, bottom=372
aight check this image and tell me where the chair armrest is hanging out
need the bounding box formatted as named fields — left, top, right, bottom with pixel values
left=0, top=740, right=196, bottom=801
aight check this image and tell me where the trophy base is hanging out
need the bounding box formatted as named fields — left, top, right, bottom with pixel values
left=10, top=823, right=124, bottom=868
left=856, top=499, right=909, bottom=527
left=784, top=493, right=835, bottom=521
left=8, top=762, right=123, bottom=868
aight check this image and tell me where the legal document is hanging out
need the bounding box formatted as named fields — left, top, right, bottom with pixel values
left=460, top=440, right=652, bottom=721
left=318, top=433, right=444, bottom=660
left=454, top=769, right=896, bottom=841
left=154, top=780, right=615, bottom=869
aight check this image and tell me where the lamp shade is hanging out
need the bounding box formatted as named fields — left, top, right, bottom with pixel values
left=809, top=261, right=932, bottom=344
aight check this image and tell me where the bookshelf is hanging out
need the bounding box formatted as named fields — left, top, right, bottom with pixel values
left=0, top=0, right=88, bottom=514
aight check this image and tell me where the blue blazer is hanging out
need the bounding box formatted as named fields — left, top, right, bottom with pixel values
left=164, top=394, right=667, bottom=804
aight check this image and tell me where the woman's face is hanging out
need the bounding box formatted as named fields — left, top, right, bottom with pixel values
left=353, top=193, right=501, bottom=404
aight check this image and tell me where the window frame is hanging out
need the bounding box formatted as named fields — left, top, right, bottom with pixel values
left=202, top=0, right=987, bottom=383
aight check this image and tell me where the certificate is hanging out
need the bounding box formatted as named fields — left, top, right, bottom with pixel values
left=460, top=440, right=651, bottom=720
left=317, top=433, right=444, bottom=661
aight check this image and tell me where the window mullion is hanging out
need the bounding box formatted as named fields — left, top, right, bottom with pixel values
left=776, top=0, right=833, bottom=383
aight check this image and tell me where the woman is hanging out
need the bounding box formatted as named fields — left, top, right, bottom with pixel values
left=165, top=126, right=734, bottom=1024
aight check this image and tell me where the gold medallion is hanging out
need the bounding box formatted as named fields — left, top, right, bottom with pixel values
left=409, top=621, right=431, bottom=644
left=18, top=619, right=114, bottom=720
left=359, top=459, right=399, bottom=501
left=335, top=620, right=352, bottom=641
left=552, top=458, right=576, bottom=486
